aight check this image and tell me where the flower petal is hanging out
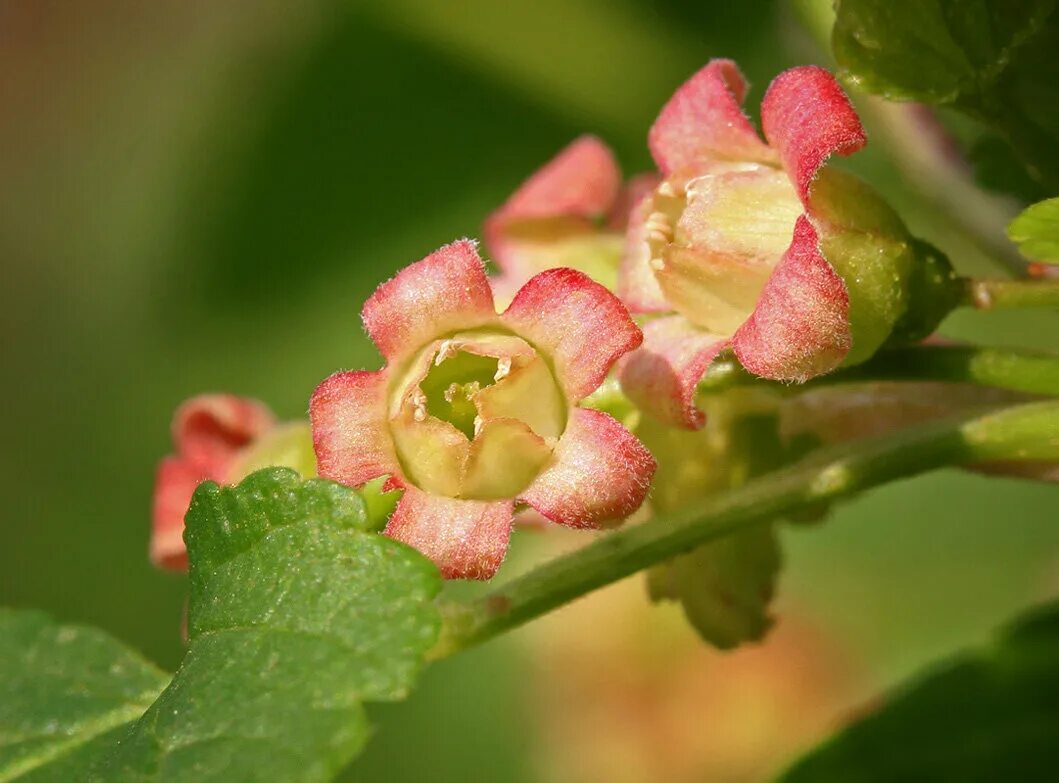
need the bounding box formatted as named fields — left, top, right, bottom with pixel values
left=475, top=356, right=565, bottom=441
left=761, top=65, right=867, bottom=206
left=648, top=59, right=776, bottom=177
left=487, top=230, right=625, bottom=307
left=361, top=239, right=498, bottom=360
left=385, top=487, right=514, bottom=580
left=310, top=370, right=401, bottom=487
left=608, top=172, right=662, bottom=230
left=150, top=457, right=202, bottom=571
left=488, top=135, right=620, bottom=227
left=390, top=408, right=469, bottom=498
left=617, top=204, right=671, bottom=313
left=654, top=246, right=774, bottom=336
left=461, top=418, right=552, bottom=500
left=732, top=216, right=851, bottom=382
left=502, top=268, right=642, bottom=401
left=173, top=394, right=274, bottom=470
left=618, top=316, right=729, bottom=429
left=520, top=408, right=656, bottom=529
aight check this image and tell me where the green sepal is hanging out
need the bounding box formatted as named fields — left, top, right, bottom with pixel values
left=813, top=169, right=959, bottom=363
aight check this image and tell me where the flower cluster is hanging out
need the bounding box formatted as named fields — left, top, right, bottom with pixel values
left=150, top=59, right=965, bottom=588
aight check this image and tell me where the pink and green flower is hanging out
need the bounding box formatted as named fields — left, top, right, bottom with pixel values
left=310, top=240, right=656, bottom=580
left=619, top=60, right=946, bottom=428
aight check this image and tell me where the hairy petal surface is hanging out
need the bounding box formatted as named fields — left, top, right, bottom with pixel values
left=521, top=408, right=656, bottom=528
left=761, top=65, right=867, bottom=206
left=733, top=216, right=851, bottom=381
left=362, top=240, right=497, bottom=360
left=648, top=59, right=776, bottom=176
left=618, top=316, right=729, bottom=429
left=503, top=268, right=642, bottom=400
left=385, top=487, right=513, bottom=580
left=310, top=370, right=400, bottom=488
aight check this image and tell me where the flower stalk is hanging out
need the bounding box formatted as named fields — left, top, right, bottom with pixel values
left=432, top=400, right=1059, bottom=656
left=698, top=345, right=1059, bottom=398
left=961, top=278, right=1059, bottom=311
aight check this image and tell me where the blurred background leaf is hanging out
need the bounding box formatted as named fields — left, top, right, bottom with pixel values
left=1, top=2, right=1058, bottom=781
left=781, top=600, right=1059, bottom=782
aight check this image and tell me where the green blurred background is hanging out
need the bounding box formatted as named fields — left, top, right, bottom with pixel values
left=1, top=2, right=1057, bottom=781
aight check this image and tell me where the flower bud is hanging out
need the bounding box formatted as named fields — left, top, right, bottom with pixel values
left=151, top=396, right=316, bottom=571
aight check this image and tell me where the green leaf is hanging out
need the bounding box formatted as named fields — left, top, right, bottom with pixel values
left=2, top=469, right=441, bottom=782
left=1008, top=197, right=1059, bottom=263
left=833, top=0, right=1059, bottom=188
left=94, top=469, right=443, bottom=781
left=779, top=600, right=1059, bottom=782
left=0, top=610, right=169, bottom=783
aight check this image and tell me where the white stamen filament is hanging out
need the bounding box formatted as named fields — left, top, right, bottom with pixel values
left=494, top=356, right=511, bottom=382
left=411, top=388, right=427, bottom=422
left=434, top=339, right=457, bottom=365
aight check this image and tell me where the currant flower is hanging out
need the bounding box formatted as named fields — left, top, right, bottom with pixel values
left=619, top=60, right=956, bottom=428
left=151, top=395, right=316, bottom=570
left=309, top=239, right=656, bottom=580
left=485, top=135, right=656, bottom=304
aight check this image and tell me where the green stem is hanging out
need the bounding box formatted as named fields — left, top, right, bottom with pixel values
left=961, top=278, right=1059, bottom=310
left=433, top=401, right=1059, bottom=656
left=699, top=345, right=1059, bottom=398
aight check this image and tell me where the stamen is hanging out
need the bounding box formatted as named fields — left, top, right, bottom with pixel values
left=411, top=388, right=428, bottom=422
left=494, top=357, right=511, bottom=382
left=645, top=211, right=673, bottom=245
left=434, top=339, right=457, bottom=365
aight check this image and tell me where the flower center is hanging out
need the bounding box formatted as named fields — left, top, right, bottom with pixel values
left=647, top=163, right=803, bottom=336
left=419, top=350, right=501, bottom=439
left=389, top=332, right=566, bottom=500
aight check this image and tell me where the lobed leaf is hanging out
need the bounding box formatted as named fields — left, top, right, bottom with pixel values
left=2, top=469, right=441, bottom=782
